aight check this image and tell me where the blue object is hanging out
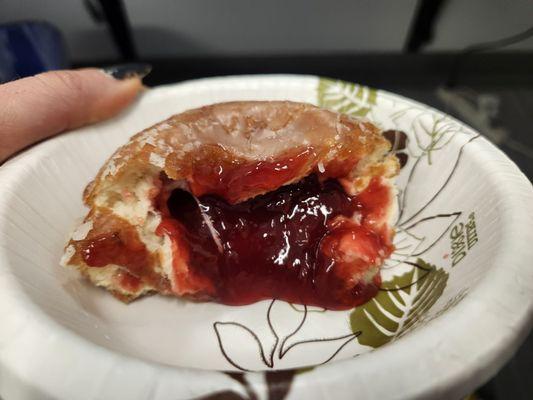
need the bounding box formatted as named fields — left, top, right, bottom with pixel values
left=0, top=21, right=68, bottom=83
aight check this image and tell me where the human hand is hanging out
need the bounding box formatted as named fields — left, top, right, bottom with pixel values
left=0, top=64, right=151, bottom=163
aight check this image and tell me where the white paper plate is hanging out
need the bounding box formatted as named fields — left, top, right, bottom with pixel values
left=1, top=75, right=532, bottom=400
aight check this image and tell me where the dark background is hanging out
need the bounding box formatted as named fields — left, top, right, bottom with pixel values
left=1, top=0, right=532, bottom=399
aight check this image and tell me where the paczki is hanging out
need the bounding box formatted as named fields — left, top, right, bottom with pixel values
left=61, top=101, right=399, bottom=310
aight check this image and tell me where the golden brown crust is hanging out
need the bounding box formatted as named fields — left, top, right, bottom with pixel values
left=84, top=101, right=397, bottom=206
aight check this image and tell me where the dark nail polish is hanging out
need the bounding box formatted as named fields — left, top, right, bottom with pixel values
left=102, top=63, right=152, bottom=80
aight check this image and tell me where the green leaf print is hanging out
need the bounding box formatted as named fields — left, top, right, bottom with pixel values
left=295, top=366, right=315, bottom=375
left=317, top=78, right=377, bottom=117
left=350, top=259, right=448, bottom=348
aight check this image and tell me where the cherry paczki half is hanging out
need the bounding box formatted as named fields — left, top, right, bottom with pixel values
left=62, top=101, right=399, bottom=310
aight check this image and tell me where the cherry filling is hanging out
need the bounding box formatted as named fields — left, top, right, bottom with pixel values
left=79, top=214, right=164, bottom=293
left=157, top=174, right=393, bottom=310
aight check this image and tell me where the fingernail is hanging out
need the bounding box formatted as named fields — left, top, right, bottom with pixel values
left=102, top=63, right=152, bottom=80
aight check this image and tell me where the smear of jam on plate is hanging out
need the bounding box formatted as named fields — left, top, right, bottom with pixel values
left=158, top=174, right=393, bottom=310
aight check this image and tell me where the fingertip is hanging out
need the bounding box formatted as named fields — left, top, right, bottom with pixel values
left=88, top=76, right=145, bottom=123
left=0, top=66, right=151, bottom=162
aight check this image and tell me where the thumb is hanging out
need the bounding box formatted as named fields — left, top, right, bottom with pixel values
left=0, top=64, right=150, bottom=163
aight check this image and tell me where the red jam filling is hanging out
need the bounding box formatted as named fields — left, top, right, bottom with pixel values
left=158, top=174, right=393, bottom=310
left=80, top=217, right=166, bottom=291
left=81, top=232, right=148, bottom=272
left=187, top=148, right=362, bottom=205
left=188, top=149, right=313, bottom=204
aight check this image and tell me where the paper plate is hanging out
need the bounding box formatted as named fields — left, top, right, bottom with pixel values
left=1, top=75, right=532, bottom=400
